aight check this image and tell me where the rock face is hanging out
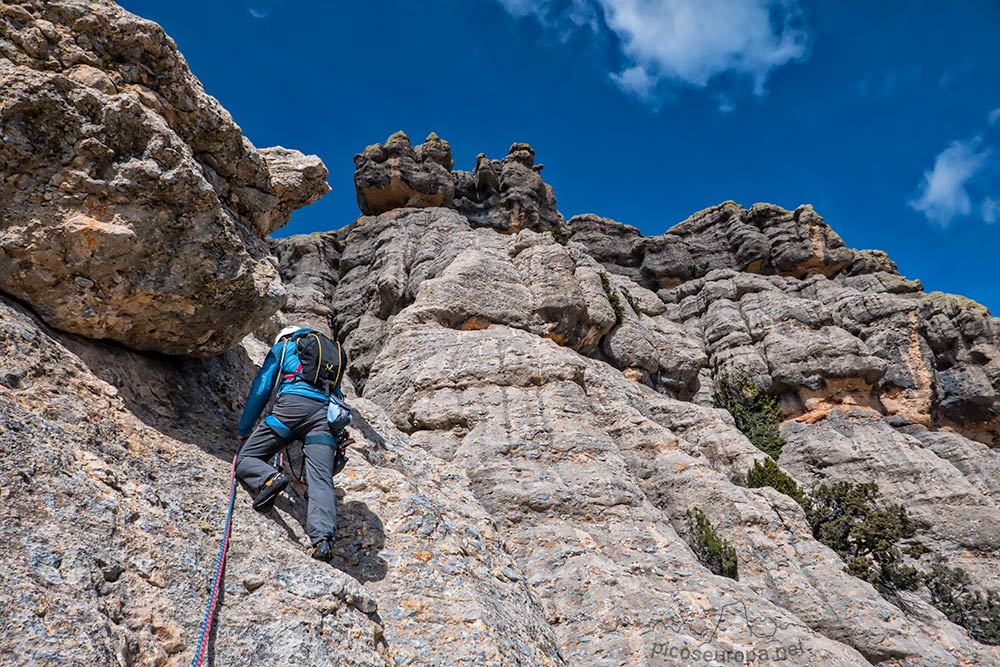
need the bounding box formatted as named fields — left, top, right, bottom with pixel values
left=3, top=6, right=1000, bottom=667
left=355, top=132, right=563, bottom=233
left=0, top=0, right=329, bottom=356
left=0, top=298, right=561, bottom=666
left=354, top=132, right=455, bottom=216
left=567, top=201, right=878, bottom=289
left=265, top=180, right=998, bottom=665
left=453, top=142, right=563, bottom=232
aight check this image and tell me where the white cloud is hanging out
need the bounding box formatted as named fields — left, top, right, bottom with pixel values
left=938, top=59, right=974, bottom=88
left=495, top=0, right=809, bottom=108
left=601, top=0, right=807, bottom=95
left=984, top=198, right=998, bottom=224
left=908, top=138, right=991, bottom=227
left=610, top=65, right=658, bottom=102
left=989, top=107, right=1000, bottom=125
left=247, top=1, right=284, bottom=19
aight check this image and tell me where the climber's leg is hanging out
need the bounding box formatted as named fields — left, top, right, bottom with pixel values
left=302, top=423, right=338, bottom=557
left=236, top=419, right=285, bottom=491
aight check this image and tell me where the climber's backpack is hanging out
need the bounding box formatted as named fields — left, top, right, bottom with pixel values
left=290, top=330, right=345, bottom=394
left=282, top=330, right=352, bottom=433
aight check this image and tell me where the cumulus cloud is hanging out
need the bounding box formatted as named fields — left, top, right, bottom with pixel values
left=610, top=65, right=659, bottom=103
left=908, top=139, right=991, bottom=227
left=599, top=0, right=808, bottom=95
left=495, top=0, right=809, bottom=107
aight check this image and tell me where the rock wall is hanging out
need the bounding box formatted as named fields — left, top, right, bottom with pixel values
left=2, top=5, right=1000, bottom=667
left=0, top=0, right=329, bottom=356
left=266, top=132, right=1000, bottom=666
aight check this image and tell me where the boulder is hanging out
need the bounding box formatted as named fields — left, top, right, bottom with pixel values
left=353, top=132, right=455, bottom=215
left=0, top=0, right=329, bottom=356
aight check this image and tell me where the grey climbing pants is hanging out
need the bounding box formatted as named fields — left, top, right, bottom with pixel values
left=236, top=393, right=337, bottom=545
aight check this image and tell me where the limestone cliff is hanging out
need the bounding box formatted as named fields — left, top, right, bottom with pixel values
left=0, top=0, right=329, bottom=356
left=2, top=6, right=999, bottom=667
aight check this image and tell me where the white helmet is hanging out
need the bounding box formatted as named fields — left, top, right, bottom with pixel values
left=274, top=325, right=301, bottom=345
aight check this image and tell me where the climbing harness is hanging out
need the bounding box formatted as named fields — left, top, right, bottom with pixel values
left=276, top=448, right=307, bottom=485
left=274, top=429, right=354, bottom=487
left=190, top=441, right=240, bottom=667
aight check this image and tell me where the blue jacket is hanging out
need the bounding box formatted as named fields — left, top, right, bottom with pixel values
left=238, top=329, right=335, bottom=437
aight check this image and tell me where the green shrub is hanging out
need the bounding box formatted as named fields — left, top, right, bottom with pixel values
left=746, top=458, right=805, bottom=505
left=803, top=482, right=921, bottom=595
left=714, top=373, right=786, bottom=459
left=800, top=482, right=999, bottom=643
left=923, top=558, right=1000, bottom=645
left=620, top=288, right=641, bottom=316
left=549, top=226, right=568, bottom=245
left=600, top=272, right=623, bottom=325
left=686, top=507, right=738, bottom=580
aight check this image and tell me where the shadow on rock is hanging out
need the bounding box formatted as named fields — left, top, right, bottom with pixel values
left=267, top=476, right=388, bottom=584
left=62, top=331, right=259, bottom=463
left=331, top=499, right=388, bottom=583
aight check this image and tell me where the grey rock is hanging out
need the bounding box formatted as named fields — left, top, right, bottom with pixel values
left=0, top=368, right=25, bottom=389
left=0, top=294, right=563, bottom=666
left=0, top=0, right=329, bottom=356
left=917, top=292, right=1000, bottom=446
left=354, top=132, right=455, bottom=215
left=568, top=202, right=897, bottom=293
left=269, top=230, right=345, bottom=336
left=351, top=132, right=564, bottom=234
left=781, top=409, right=1000, bottom=591
left=454, top=142, right=564, bottom=233
left=5, top=11, right=1000, bottom=663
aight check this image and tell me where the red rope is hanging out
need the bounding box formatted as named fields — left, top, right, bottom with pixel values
left=277, top=447, right=307, bottom=486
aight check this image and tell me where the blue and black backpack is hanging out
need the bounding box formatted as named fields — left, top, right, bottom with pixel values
left=279, top=330, right=352, bottom=433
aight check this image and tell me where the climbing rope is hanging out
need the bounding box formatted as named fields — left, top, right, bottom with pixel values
left=276, top=447, right=307, bottom=486
left=191, top=442, right=240, bottom=667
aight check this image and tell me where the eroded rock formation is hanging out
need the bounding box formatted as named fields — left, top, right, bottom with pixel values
left=355, top=132, right=563, bottom=233
left=2, top=5, right=1000, bottom=667
left=354, top=132, right=455, bottom=216
left=0, top=0, right=329, bottom=356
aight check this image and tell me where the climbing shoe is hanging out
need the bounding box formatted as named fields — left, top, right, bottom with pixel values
left=311, top=537, right=334, bottom=562
left=252, top=472, right=289, bottom=513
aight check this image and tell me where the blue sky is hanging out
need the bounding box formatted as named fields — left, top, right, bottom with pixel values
left=120, top=0, right=1000, bottom=313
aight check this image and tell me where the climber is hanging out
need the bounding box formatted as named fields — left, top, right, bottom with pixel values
left=235, top=325, right=351, bottom=562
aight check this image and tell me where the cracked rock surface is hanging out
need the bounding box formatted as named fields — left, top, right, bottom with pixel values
left=2, top=4, right=1000, bottom=666
left=0, top=0, right=329, bottom=356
